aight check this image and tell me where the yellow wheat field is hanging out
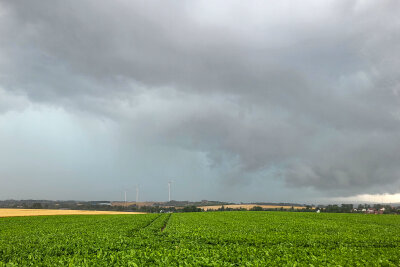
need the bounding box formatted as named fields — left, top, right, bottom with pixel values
left=0, top=209, right=146, bottom=218
left=198, top=204, right=308, bottom=211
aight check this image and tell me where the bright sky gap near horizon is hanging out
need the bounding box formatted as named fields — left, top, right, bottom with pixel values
left=0, top=1, right=399, bottom=204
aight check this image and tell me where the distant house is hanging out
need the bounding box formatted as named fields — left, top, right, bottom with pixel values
left=98, top=203, right=112, bottom=206
left=377, top=207, right=385, bottom=214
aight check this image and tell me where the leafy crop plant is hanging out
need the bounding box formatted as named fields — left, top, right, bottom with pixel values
left=1, top=212, right=400, bottom=265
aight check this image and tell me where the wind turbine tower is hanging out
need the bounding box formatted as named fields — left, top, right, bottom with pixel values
left=168, top=181, right=174, bottom=202
left=136, top=185, right=139, bottom=203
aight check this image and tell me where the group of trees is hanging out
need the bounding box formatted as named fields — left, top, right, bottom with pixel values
left=319, top=204, right=400, bottom=214
left=322, top=204, right=354, bottom=213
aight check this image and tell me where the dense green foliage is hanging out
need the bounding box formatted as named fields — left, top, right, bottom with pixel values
left=1, top=212, right=400, bottom=266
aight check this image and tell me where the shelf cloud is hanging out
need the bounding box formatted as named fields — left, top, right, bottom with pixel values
left=0, top=0, right=399, bottom=202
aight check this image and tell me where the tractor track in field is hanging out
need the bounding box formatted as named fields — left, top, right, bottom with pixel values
left=127, top=214, right=162, bottom=236
left=127, top=213, right=172, bottom=237
left=161, top=213, right=172, bottom=232
left=142, top=214, right=162, bottom=230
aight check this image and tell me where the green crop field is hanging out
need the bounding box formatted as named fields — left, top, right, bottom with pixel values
left=1, top=211, right=400, bottom=266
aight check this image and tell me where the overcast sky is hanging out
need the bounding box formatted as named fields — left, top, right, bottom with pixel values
left=0, top=1, right=399, bottom=203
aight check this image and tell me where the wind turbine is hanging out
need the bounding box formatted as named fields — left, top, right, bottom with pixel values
left=168, top=181, right=174, bottom=202
left=135, top=185, right=140, bottom=203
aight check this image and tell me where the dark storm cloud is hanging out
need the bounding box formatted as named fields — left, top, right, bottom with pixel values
left=0, top=0, right=400, bottom=199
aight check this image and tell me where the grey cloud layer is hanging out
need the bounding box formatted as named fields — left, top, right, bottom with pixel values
left=1, top=0, right=400, bottom=198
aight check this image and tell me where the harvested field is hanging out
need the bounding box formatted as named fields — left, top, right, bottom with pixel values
left=0, top=209, right=145, bottom=218
left=198, top=204, right=308, bottom=211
